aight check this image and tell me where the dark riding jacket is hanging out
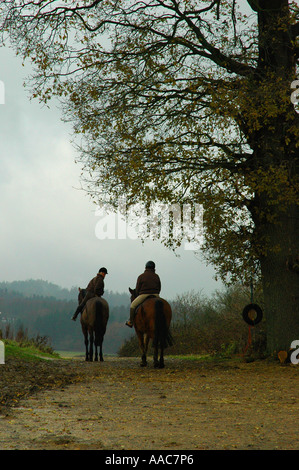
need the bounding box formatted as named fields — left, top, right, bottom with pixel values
left=135, top=268, right=161, bottom=296
left=86, top=273, right=104, bottom=297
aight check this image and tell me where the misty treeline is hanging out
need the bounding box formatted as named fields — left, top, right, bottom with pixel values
left=0, top=280, right=132, bottom=354
left=170, top=286, right=266, bottom=356
left=0, top=280, right=266, bottom=356
left=120, top=284, right=266, bottom=357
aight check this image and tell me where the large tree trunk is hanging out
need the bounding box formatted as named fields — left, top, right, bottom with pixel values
left=250, top=140, right=299, bottom=354
left=245, top=0, right=299, bottom=354
left=259, top=205, right=299, bottom=353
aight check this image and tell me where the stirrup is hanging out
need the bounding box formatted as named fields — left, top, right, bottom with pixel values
left=125, top=320, right=133, bottom=328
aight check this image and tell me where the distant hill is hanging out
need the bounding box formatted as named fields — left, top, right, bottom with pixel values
left=0, top=279, right=129, bottom=306
left=0, top=279, right=77, bottom=301
left=0, top=279, right=132, bottom=354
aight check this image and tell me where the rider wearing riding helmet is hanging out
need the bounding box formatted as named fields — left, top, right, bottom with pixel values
left=72, top=267, right=108, bottom=321
left=125, top=261, right=161, bottom=327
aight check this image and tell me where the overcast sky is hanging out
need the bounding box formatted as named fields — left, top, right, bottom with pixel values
left=0, top=46, right=223, bottom=301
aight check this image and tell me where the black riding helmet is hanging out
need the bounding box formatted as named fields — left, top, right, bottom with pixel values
left=99, top=267, right=108, bottom=274
left=145, top=261, right=155, bottom=270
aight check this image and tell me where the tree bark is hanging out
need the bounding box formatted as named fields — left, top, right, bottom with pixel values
left=258, top=205, right=299, bottom=353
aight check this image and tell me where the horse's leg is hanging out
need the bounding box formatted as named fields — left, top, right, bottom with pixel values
left=137, top=332, right=147, bottom=367
left=89, top=330, right=94, bottom=361
left=94, top=340, right=98, bottom=362
left=159, top=346, right=165, bottom=369
left=83, top=329, right=89, bottom=361
left=99, top=338, right=104, bottom=362
left=143, top=334, right=150, bottom=367
left=93, top=327, right=98, bottom=362
left=153, top=343, right=159, bottom=368
left=94, top=333, right=104, bottom=362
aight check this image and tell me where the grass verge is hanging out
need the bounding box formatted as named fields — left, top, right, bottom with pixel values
left=3, top=340, right=60, bottom=362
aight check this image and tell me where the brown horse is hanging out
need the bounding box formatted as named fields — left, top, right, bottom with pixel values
left=129, top=288, right=173, bottom=368
left=78, top=288, right=109, bottom=362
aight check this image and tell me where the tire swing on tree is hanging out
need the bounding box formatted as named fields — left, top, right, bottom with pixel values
left=242, top=303, right=263, bottom=326
left=242, top=277, right=263, bottom=326
left=242, top=279, right=263, bottom=357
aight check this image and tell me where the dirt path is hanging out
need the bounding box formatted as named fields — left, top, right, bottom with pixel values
left=0, top=356, right=298, bottom=450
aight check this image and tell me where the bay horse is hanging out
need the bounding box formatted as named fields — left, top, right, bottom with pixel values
left=78, top=288, right=109, bottom=362
left=129, top=287, right=173, bottom=368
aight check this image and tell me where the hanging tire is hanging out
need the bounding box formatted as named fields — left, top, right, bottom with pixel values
left=242, top=303, right=263, bottom=326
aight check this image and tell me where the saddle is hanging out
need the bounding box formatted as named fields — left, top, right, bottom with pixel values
left=135, top=295, right=158, bottom=313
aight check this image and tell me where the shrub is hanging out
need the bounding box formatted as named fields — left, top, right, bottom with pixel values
left=118, top=284, right=267, bottom=358
left=1, top=323, right=55, bottom=355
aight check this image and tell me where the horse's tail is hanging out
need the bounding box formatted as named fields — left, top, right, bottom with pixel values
left=153, top=299, right=173, bottom=349
left=94, top=300, right=105, bottom=346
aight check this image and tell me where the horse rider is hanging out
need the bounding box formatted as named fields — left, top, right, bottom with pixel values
left=125, top=261, right=161, bottom=327
left=71, top=267, right=108, bottom=321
